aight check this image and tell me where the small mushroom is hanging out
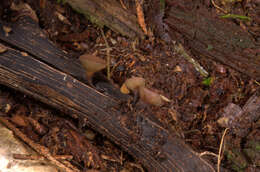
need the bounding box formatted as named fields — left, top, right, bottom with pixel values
left=120, top=77, right=145, bottom=94
left=79, top=54, right=106, bottom=84
left=139, top=87, right=164, bottom=106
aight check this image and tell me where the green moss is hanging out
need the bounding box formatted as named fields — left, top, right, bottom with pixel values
left=160, top=0, right=165, bottom=12
left=57, top=0, right=67, bottom=4
left=68, top=6, right=104, bottom=27
left=225, top=149, right=248, bottom=171
left=256, top=144, right=260, bottom=151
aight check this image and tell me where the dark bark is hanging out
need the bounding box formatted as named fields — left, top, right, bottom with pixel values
left=164, top=2, right=260, bottom=79
left=66, top=0, right=144, bottom=38
left=0, top=18, right=214, bottom=171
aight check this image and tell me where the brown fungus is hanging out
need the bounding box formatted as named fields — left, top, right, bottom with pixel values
left=120, top=77, right=145, bottom=94
left=139, top=87, right=164, bottom=106
left=79, top=54, right=106, bottom=84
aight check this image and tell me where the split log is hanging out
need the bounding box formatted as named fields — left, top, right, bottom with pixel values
left=0, top=18, right=214, bottom=171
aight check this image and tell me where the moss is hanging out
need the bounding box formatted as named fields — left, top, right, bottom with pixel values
left=68, top=5, right=104, bottom=27
left=57, top=0, right=67, bottom=4
left=225, top=149, right=248, bottom=171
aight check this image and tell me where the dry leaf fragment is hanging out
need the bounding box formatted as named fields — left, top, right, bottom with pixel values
left=21, top=52, right=28, bottom=56
left=0, top=44, right=7, bottom=53
left=55, top=11, right=71, bottom=25
left=173, top=65, right=182, bottom=72
left=160, top=95, right=171, bottom=102
left=10, top=114, right=28, bottom=127
left=10, top=3, right=39, bottom=23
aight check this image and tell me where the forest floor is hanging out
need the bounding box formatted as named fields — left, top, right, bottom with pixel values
left=0, top=0, right=259, bottom=171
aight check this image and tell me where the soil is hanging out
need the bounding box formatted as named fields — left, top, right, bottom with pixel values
left=0, top=0, right=259, bottom=171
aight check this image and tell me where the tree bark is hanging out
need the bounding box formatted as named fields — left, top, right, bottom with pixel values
left=66, top=0, right=144, bottom=38
left=164, top=1, right=260, bottom=79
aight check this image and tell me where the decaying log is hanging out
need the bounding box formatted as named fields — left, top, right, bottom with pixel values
left=165, top=2, right=260, bottom=79
left=0, top=19, right=214, bottom=171
left=0, top=17, right=87, bottom=82
left=218, top=89, right=260, bottom=137
left=66, top=0, right=144, bottom=38
left=0, top=17, right=126, bottom=100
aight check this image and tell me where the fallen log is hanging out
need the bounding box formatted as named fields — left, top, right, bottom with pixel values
left=164, top=1, right=260, bottom=79
left=66, top=0, right=144, bottom=38
left=0, top=18, right=214, bottom=171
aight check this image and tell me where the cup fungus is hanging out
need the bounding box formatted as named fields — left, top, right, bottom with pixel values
left=120, top=77, right=145, bottom=94
left=79, top=54, right=106, bottom=84
left=139, top=87, right=164, bottom=106
left=120, top=76, right=169, bottom=106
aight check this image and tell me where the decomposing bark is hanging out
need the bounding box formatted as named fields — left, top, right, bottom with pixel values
left=66, top=0, right=144, bottom=38
left=0, top=18, right=214, bottom=171
left=218, top=89, right=260, bottom=137
left=164, top=2, right=260, bottom=79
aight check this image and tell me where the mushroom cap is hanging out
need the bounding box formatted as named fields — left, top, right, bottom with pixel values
left=124, top=77, right=145, bottom=91
left=139, top=87, right=164, bottom=106
left=79, top=54, right=106, bottom=73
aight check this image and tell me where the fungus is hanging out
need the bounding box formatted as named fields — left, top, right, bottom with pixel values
left=120, top=77, right=145, bottom=94
left=79, top=54, right=106, bottom=84
left=139, top=87, right=164, bottom=106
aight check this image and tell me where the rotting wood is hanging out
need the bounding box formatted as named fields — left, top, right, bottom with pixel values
left=65, top=0, right=144, bottom=38
left=0, top=17, right=87, bottom=82
left=218, top=89, right=260, bottom=137
left=0, top=116, right=79, bottom=172
left=164, top=2, right=260, bottom=79
left=0, top=23, right=215, bottom=172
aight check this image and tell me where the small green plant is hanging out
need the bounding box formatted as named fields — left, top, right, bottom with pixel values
left=202, top=77, right=213, bottom=86
left=220, top=14, right=251, bottom=21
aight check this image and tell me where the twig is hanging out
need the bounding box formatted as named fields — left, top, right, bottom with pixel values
left=0, top=116, right=79, bottom=172
left=119, top=0, right=127, bottom=10
left=100, top=28, right=111, bottom=80
left=174, top=43, right=209, bottom=78
left=13, top=154, right=73, bottom=161
left=199, top=151, right=218, bottom=158
left=128, top=162, right=145, bottom=172
left=217, top=128, right=229, bottom=172
left=211, top=0, right=227, bottom=14
left=254, top=80, right=260, bottom=86
left=135, top=0, right=148, bottom=35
